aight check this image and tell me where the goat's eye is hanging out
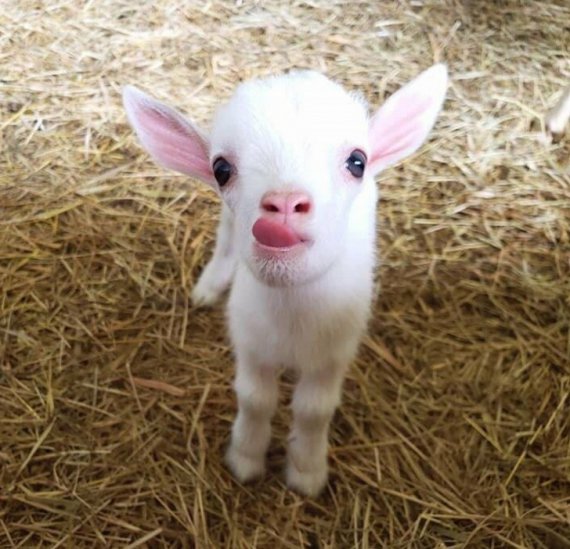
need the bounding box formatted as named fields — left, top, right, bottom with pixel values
left=213, top=157, right=232, bottom=186
left=345, top=150, right=367, bottom=179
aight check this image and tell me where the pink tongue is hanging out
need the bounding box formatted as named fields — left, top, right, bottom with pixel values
left=252, top=218, right=302, bottom=248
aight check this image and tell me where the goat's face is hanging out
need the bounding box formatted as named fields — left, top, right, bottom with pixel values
left=209, top=72, right=372, bottom=287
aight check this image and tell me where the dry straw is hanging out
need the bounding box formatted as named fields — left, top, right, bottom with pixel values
left=1, top=0, right=569, bottom=547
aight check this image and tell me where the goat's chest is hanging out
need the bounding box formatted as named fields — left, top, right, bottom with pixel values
left=228, top=273, right=370, bottom=369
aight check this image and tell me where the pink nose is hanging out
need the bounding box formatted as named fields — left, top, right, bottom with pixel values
left=261, top=191, right=312, bottom=216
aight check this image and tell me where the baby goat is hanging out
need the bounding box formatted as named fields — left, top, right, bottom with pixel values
left=123, top=65, right=448, bottom=496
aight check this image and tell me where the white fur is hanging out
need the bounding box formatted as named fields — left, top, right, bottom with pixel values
left=545, top=84, right=570, bottom=137
left=123, top=65, right=448, bottom=496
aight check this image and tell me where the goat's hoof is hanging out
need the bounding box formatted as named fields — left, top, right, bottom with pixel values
left=192, top=264, right=233, bottom=307
left=225, top=446, right=265, bottom=483
left=191, top=277, right=222, bottom=307
left=286, top=461, right=328, bottom=497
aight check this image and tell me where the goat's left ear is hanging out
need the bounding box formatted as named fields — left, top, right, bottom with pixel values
left=122, top=86, right=215, bottom=186
left=368, top=64, right=448, bottom=176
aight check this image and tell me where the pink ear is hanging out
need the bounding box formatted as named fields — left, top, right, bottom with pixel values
left=122, top=86, right=214, bottom=185
left=368, top=64, right=448, bottom=175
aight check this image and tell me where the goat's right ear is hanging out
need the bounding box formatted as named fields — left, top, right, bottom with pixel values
left=122, top=86, right=214, bottom=186
left=367, top=64, right=448, bottom=176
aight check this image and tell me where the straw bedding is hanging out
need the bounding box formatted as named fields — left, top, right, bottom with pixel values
left=1, top=0, right=569, bottom=547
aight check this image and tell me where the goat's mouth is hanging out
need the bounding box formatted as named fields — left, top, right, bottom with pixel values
left=252, top=239, right=310, bottom=260
left=251, top=218, right=310, bottom=257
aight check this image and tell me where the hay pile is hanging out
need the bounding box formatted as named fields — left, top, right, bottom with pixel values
left=1, top=0, right=569, bottom=546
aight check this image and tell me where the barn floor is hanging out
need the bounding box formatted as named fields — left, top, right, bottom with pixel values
left=1, top=0, right=569, bottom=547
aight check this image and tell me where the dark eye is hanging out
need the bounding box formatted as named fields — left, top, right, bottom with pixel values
left=345, top=150, right=367, bottom=178
left=213, top=157, right=232, bottom=187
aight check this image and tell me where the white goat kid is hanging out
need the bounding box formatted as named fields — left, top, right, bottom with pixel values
left=123, top=65, right=448, bottom=496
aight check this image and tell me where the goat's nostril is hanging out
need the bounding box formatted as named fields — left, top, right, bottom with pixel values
left=261, top=192, right=312, bottom=216
left=294, top=201, right=311, bottom=214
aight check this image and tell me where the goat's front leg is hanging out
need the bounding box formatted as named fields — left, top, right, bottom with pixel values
left=225, top=353, right=279, bottom=483
left=286, top=364, right=347, bottom=497
left=192, top=203, right=237, bottom=306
